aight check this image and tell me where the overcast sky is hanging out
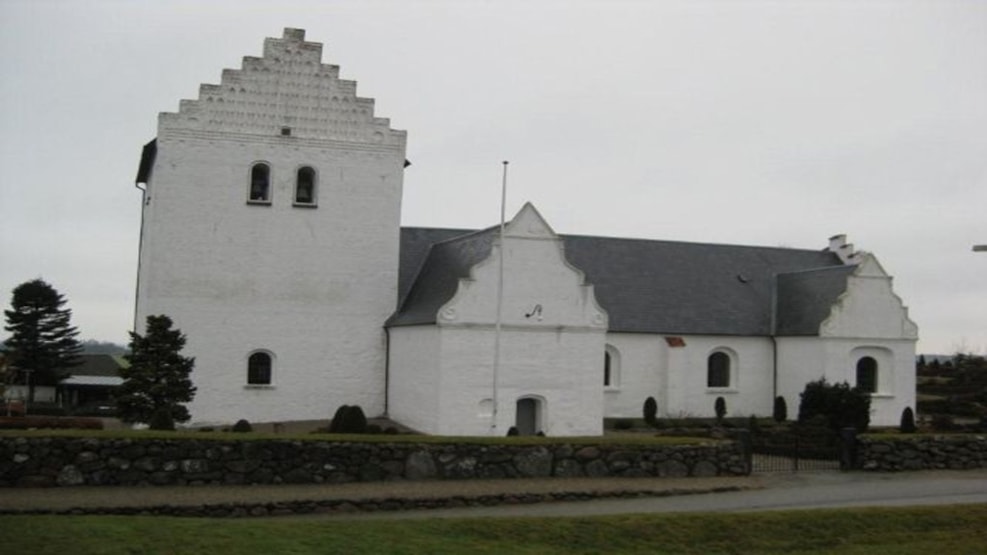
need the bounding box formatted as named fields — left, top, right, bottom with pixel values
left=1, top=0, right=984, bottom=354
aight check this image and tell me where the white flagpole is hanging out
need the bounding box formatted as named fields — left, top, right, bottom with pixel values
left=492, top=160, right=508, bottom=435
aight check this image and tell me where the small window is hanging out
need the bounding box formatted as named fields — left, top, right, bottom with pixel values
left=247, top=352, right=272, bottom=385
left=295, top=166, right=317, bottom=205
left=604, top=345, right=620, bottom=388
left=707, top=352, right=730, bottom=388
left=856, top=356, right=878, bottom=393
left=249, top=163, right=271, bottom=203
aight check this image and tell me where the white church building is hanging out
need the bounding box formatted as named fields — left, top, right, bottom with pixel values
left=134, top=29, right=918, bottom=435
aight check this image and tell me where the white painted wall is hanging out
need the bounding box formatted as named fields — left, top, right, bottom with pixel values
left=386, top=326, right=441, bottom=433
left=136, top=30, right=405, bottom=425
left=388, top=204, right=608, bottom=436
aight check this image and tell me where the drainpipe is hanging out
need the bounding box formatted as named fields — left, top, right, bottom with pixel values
left=383, top=327, right=391, bottom=417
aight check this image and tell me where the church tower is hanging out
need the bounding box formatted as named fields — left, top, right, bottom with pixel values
left=134, top=29, right=406, bottom=424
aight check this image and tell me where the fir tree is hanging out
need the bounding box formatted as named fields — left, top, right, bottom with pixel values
left=3, top=279, right=82, bottom=402
left=117, top=315, right=196, bottom=429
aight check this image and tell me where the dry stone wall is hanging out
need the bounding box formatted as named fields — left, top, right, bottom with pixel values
left=0, top=436, right=747, bottom=488
left=856, top=434, right=987, bottom=471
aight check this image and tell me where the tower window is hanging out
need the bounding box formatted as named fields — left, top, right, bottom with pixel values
left=247, top=351, right=273, bottom=385
left=295, top=166, right=317, bottom=206
left=281, top=126, right=292, bottom=136
left=249, top=163, right=271, bottom=203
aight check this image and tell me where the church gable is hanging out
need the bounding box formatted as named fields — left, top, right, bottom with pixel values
left=157, top=28, right=405, bottom=146
left=439, top=203, right=607, bottom=330
left=819, top=253, right=919, bottom=340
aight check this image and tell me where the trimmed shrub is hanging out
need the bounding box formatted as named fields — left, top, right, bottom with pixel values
left=328, top=405, right=350, bottom=433
left=329, top=405, right=368, bottom=434
left=899, top=407, right=917, bottom=433
left=773, top=396, right=788, bottom=422
left=748, top=414, right=760, bottom=433
left=614, top=418, right=634, bottom=430
left=797, top=378, right=871, bottom=432
left=643, top=396, right=658, bottom=427
left=232, top=419, right=252, bottom=433
left=506, top=426, right=519, bottom=436
left=714, top=396, right=727, bottom=423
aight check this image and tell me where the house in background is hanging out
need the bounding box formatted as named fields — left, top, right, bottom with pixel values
left=58, top=354, right=127, bottom=414
left=133, top=29, right=917, bottom=435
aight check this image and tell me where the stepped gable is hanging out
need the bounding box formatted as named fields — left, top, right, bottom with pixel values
left=158, top=28, right=405, bottom=146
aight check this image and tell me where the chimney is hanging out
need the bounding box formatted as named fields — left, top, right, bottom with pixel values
left=828, top=234, right=858, bottom=265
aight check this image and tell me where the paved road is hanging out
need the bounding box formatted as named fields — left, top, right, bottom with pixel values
left=321, top=469, right=987, bottom=520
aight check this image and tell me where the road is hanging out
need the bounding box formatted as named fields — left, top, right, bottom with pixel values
left=323, top=469, right=987, bottom=520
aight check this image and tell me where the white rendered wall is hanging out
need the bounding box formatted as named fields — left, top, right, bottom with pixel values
left=661, top=336, right=776, bottom=419
left=388, top=204, right=608, bottom=436
left=775, top=254, right=918, bottom=427
left=601, top=333, right=664, bottom=418
left=135, top=30, right=405, bottom=425
left=386, top=326, right=441, bottom=433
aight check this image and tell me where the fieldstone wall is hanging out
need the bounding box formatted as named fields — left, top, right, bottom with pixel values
left=0, top=437, right=747, bottom=487
left=857, top=435, right=987, bottom=471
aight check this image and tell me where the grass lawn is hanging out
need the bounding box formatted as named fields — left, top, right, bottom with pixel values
left=1, top=504, right=985, bottom=554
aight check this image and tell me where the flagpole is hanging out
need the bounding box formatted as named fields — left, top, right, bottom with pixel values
left=492, top=160, right=508, bottom=435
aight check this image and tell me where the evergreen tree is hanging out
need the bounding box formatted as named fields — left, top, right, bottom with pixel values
left=3, top=279, right=82, bottom=402
left=117, top=315, right=196, bottom=429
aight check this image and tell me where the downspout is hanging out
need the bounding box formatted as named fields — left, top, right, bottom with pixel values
left=383, top=326, right=391, bottom=417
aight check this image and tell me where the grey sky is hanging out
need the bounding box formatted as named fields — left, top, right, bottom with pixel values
left=1, top=0, right=984, bottom=354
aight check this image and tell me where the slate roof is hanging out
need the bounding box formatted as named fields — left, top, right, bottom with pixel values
left=775, top=266, right=856, bottom=335
left=390, top=227, right=849, bottom=336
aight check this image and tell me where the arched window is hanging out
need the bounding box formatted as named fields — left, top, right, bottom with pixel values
left=247, top=352, right=272, bottom=385
left=249, top=163, right=271, bottom=203
left=707, top=352, right=731, bottom=388
left=295, top=166, right=317, bottom=205
left=856, top=356, right=878, bottom=393
left=604, top=345, right=620, bottom=388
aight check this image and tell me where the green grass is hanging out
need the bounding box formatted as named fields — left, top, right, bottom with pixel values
left=1, top=504, right=985, bottom=554
left=0, top=428, right=712, bottom=445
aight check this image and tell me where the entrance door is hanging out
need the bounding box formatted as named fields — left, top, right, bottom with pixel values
left=515, top=398, right=540, bottom=436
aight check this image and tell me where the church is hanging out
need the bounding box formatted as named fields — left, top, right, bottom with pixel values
left=134, top=29, right=918, bottom=435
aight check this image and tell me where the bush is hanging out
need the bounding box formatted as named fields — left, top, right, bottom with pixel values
left=643, top=397, right=658, bottom=427
left=714, top=397, right=727, bottom=423
left=329, top=405, right=368, bottom=434
left=232, top=419, right=252, bottom=433
left=773, top=396, right=788, bottom=422
left=748, top=414, right=760, bottom=433
left=899, top=407, right=917, bottom=433
left=797, top=378, right=871, bottom=432
left=506, top=426, right=519, bottom=436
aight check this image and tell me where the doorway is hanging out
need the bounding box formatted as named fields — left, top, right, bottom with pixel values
left=515, top=397, right=542, bottom=436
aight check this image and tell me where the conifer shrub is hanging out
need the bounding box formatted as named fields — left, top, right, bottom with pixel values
left=714, top=396, right=727, bottom=423
left=148, top=409, right=175, bottom=431
left=232, top=419, right=252, bottom=433
left=643, top=396, right=658, bottom=427
left=328, top=405, right=350, bottom=433
left=773, top=396, right=788, bottom=422
left=506, top=426, right=519, bottom=436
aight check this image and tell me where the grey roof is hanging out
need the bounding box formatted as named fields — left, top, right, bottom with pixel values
left=775, top=266, right=856, bottom=335
left=390, top=227, right=848, bottom=336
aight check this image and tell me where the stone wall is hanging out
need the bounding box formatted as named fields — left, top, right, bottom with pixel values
left=856, top=434, right=987, bottom=471
left=0, top=437, right=747, bottom=487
